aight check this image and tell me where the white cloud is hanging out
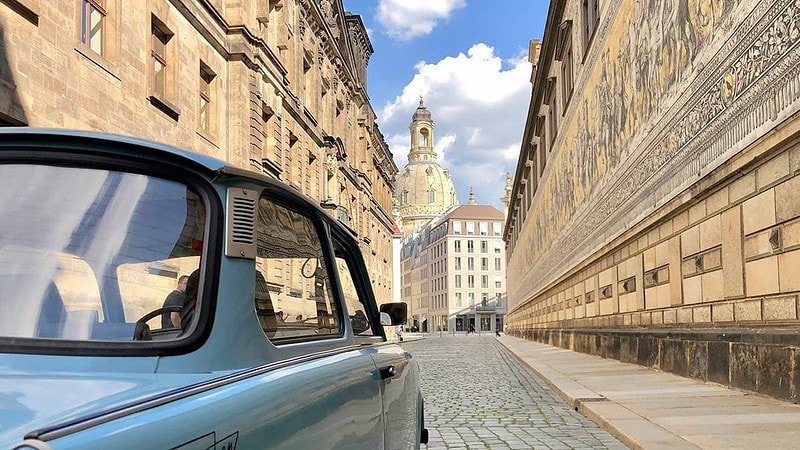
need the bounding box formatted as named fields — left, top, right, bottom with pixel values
left=436, top=134, right=457, bottom=164
left=500, top=143, right=520, bottom=162
left=376, top=0, right=466, bottom=41
left=386, top=132, right=410, bottom=169
left=381, top=43, right=532, bottom=209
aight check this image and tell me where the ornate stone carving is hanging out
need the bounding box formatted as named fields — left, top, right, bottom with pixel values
left=320, top=0, right=339, bottom=38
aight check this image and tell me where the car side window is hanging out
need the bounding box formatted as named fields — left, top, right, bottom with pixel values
left=254, top=196, right=341, bottom=341
left=0, top=164, right=206, bottom=343
left=333, top=239, right=377, bottom=337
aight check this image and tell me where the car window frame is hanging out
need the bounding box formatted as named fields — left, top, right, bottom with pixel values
left=329, top=227, right=386, bottom=342
left=0, top=147, right=222, bottom=356
left=254, top=185, right=346, bottom=346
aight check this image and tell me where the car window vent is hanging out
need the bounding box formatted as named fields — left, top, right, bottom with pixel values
left=231, top=197, right=256, bottom=244
left=226, top=188, right=258, bottom=259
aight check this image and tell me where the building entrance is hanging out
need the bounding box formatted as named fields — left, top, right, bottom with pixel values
left=480, top=316, right=491, bottom=331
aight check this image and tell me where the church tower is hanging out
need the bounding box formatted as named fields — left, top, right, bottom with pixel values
left=394, top=98, right=458, bottom=235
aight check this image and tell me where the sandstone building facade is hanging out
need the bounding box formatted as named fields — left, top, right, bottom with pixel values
left=0, top=0, right=397, bottom=303
left=506, top=0, right=800, bottom=401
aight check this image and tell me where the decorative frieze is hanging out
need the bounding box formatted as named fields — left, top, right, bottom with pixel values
left=510, top=0, right=800, bottom=307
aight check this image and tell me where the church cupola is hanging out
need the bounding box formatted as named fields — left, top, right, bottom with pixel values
left=408, top=97, right=436, bottom=162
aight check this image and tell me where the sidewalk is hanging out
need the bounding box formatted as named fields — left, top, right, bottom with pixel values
left=497, top=335, right=800, bottom=450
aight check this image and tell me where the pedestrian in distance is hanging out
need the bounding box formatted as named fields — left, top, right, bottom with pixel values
left=396, top=325, right=404, bottom=342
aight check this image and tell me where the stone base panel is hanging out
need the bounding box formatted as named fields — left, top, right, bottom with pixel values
left=510, top=327, right=800, bottom=403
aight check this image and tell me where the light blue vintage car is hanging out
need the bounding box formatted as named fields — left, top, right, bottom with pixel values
left=0, top=129, right=427, bottom=449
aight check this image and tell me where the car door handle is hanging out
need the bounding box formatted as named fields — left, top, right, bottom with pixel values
left=379, top=365, right=396, bottom=380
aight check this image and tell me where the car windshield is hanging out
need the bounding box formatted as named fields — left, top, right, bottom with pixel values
left=0, top=163, right=205, bottom=342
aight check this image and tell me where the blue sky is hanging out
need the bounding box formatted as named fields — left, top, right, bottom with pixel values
left=342, top=0, right=549, bottom=211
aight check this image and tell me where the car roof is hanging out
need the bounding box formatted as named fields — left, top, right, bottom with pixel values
left=0, top=128, right=357, bottom=237
left=0, top=128, right=230, bottom=172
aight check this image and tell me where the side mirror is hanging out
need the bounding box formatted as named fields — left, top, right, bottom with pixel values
left=379, top=302, right=407, bottom=326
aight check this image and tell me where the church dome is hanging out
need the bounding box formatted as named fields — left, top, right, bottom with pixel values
left=395, top=161, right=457, bottom=215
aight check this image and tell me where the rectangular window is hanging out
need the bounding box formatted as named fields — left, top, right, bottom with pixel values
left=468, top=292, right=475, bottom=306
left=199, top=63, right=215, bottom=133
left=481, top=258, right=488, bottom=271
left=582, top=0, right=600, bottom=52
left=468, top=275, right=474, bottom=288
left=494, top=241, right=502, bottom=253
left=539, top=142, right=546, bottom=174
left=561, top=39, right=574, bottom=106
left=492, top=222, right=501, bottom=236
left=454, top=240, right=461, bottom=253
left=454, top=257, right=461, bottom=270
left=467, top=257, right=474, bottom=271
left=82, top=0, right=106, bottom=55
left=479, top=222, right=488, bottom=236
left=151, top=17, right=172, bottom=100
left=481, top=275, right=488, bottom=289
left=480, top=240, right=488, bottom=253
left=466, top=222, right=475, bottom=235
left=548, top=96, right=558, bottom=145
left=455, top=275, right=461, bottom=288
left=495, top=258, right=501, bottom=271
left=303, top=54, right=314, bottom=110
left=453, top=221, right=461, bottom=235
left=467, top=240, right=474, bottom=253
left=455, top=292, right=462, bottom=307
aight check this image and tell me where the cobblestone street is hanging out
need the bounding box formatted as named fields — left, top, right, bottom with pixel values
left=403, top=335, right=628, bottom=449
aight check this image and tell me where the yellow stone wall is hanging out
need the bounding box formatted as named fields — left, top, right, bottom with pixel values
left=506, top=0, right=800, bottom=330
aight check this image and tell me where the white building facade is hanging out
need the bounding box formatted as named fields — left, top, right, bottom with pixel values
left=401, top=202, right=507, bottom=333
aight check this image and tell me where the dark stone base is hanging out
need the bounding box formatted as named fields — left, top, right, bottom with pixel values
left=509, top=327, right=800, bottom=403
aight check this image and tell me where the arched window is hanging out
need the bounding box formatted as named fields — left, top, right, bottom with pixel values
left=419, top=128, right=430, bottom=147
left=401, top=190, right=408, bottom=204
left=428, top=189, right=436, bottom=203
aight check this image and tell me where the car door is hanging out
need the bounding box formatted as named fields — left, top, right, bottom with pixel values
left=45, top=354, right=386, bottom=450
left=249, top=191, right=386, bottom=447
left=330, top=233, right=422, bottom=449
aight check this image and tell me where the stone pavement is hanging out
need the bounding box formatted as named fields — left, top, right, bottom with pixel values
left=498, top=335, right=800, bottom=449
left=402, top=334, right=628, bottom=449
